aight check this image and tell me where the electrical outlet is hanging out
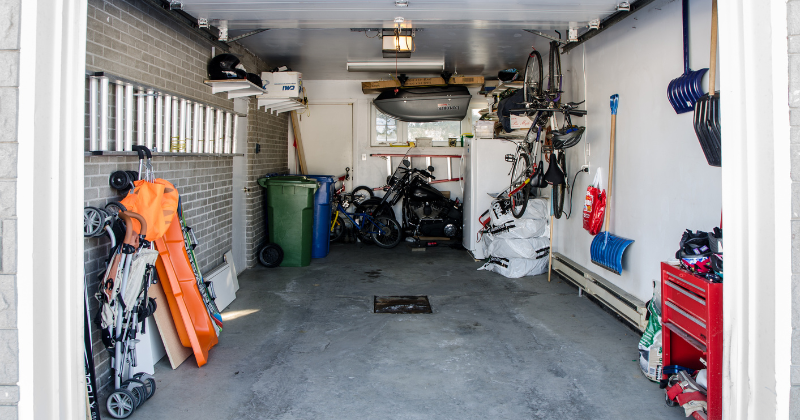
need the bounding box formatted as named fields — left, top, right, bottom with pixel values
left=362, top=154, right=367, bottom=161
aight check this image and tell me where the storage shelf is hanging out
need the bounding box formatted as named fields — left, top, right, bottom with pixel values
left=204, top=79, right=265, bottom=99
left=256, top=97, right=306, bottom=114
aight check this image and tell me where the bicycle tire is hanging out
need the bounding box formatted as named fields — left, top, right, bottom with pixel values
left=552, top=152, right=566, bottom=219
left=330, top=213, right=345, bottom=242
left=351, top=186, right=374, bottom=204
left=523, top=50, right=543, bottom=105
left=509, top=151, right=532, bottom=218
left=371, top=216, right=402, bottom=249
left=548, top=41, right=562, bottom=104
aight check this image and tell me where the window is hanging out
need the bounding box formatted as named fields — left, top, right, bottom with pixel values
left=371, top=105, right=462, bottom=146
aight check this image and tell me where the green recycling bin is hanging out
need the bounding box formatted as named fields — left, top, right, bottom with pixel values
left=260, top=177, right=319, bottom=267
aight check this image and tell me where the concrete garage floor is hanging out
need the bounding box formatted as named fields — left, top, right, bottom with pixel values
left=130, top=242, right=684, bottom=420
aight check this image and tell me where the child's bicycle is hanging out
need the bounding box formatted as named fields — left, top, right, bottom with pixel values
left=330, top=191, right=401, bottom=248
left=333, top=167, right=373, bottom=205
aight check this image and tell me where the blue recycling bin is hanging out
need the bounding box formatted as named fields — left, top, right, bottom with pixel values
left=300, top=175, right=335, bottom=258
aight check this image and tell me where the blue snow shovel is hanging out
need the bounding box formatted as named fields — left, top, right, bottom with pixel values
left=590, top=94, right=634, bottom=275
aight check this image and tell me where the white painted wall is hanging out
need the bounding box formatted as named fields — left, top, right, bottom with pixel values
left=554, top=0, right=721, bottom=301
left=301, top=80, right=476, bottom=202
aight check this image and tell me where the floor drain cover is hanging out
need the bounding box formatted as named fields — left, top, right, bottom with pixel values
left=373, top=296, right=432, bottom=314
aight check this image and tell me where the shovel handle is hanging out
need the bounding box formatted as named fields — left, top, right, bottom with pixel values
left=605, top=95, right=619, bottom=232
left=682, top=0, right=690, bottom=75
left=709, top=0, right=718, bottom=97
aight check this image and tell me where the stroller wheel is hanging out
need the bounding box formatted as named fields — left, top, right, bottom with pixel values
left=122, top=379, right=147, bottom=407
left=133, top=373, right=157, bottom=399
left=105, top=201, right=127, bottom=217
left=106, top=389, right=136, bottom=419
left=109, top=171, right=133, bottom=191
left=258, top=243, right=283, bottom=268
left=84, top=207, right=105, bottom=237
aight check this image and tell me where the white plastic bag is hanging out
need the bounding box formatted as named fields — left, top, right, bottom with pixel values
left=520, top=198, right=549, bottom=220
left=478, top=256, right=548, bottom=278
left=485, top=218, right=548, bottom=239
left=489, top=199, right=515, bottom=226
left=485, top=236, right=550, bottom=259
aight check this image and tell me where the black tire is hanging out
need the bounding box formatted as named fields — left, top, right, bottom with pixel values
left=371, top=216, right=402, bottom=249
left=106, top=389, right=136, bottom=419
left=109, top=171, right=132, bottom=191
left=122, top=379, right=147, bottom=407
left=508, top=152, right=532, bottom=219
left=105, top=201, right=127, bottom=217
left=258, top=243, right=283, bottom=268
left=351, top=186, right=374, bottom=204
left=523, top=50, right=543, bottom=104
left=355, top=198, right=395, bottom=220
left=132, top=373, right=156, bottom=400
left=548, top=41, right=562, bottom=102
left=330, top=212, right=345, bottom=242
left=552, top=152, right=566, bottom=219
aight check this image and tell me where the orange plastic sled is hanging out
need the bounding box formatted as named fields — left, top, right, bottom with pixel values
left=154, top=213, right=218, bottom=367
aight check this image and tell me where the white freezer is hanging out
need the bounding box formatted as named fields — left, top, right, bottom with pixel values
left=462, top=137, right=517, bottom=259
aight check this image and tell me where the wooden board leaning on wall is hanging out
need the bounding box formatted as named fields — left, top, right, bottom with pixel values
left=361, top=76, right=484, bottom=94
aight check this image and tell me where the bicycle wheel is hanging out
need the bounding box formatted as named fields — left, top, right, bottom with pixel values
left=552, top=151, right=566, bottom=219
left=523, top=50, right=543, bottom=105
left=548, top=41, right=562, bottom=103
left=509, top=151, right=532, bottom=218
left=351, top=186, right=374, bottom=204
left=371, top=216, right=402, bottom=249
left=330, top=212, right=345, bottom=242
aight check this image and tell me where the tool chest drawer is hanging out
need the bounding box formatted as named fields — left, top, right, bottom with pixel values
left=660, top=262, right=722, bottom=420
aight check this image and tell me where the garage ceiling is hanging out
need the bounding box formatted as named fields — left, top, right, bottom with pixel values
left=179, top=0, right=627, bottom=80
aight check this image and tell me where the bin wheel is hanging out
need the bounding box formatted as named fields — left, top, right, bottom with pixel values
left=106, top=389, right=136, bottom=418
left=258, top=243, right=284, bottom=268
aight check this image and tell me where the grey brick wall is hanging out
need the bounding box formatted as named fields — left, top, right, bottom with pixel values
left=0, top=0, right=20, bottom=418
left=791, top=0, right=800, bottom=417
left=83, top=0, right=288, bottom=397
left=245, top=101, right=290, bottom=267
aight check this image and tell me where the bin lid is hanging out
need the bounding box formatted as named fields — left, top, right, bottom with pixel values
left=258, top=175, right=308, bottom=189
left=260, top=177, right=319, bottom=190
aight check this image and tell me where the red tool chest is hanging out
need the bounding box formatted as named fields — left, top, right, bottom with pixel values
left=660, top=262, right=722, bottom=420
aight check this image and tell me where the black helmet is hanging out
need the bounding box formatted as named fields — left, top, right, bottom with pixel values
left=246, top=73, right=263, bottom=88
left=208, top=54, right=246, bottom=80
left=552, top=125, right=585, bottom=149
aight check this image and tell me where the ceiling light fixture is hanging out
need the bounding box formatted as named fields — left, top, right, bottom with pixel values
left=395, top=0, right=409, bottom=7
left=394, top=16, right=405, bottom=23
left=346, top=60, right=444, bottom=73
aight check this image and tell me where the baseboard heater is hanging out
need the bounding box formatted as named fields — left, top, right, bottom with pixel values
left=552, top=252, right=647, bottom=332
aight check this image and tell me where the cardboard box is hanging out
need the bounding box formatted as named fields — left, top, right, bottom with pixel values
left=261, top=71, right=303, bottom=98
left=510, top=114, right=533, bottom=129
left=361, top=80, right=401, bottom=91
left=451, top=76, right=484, bottom=85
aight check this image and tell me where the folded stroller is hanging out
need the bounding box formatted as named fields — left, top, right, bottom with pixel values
left=94, top=210, right=158, bottom=419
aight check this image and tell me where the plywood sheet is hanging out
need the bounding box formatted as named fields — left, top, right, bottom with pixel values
left=149, top=281, right=192, bottom=369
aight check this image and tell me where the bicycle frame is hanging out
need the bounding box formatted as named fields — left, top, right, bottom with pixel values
left=330, top=201, right=391, bottom=237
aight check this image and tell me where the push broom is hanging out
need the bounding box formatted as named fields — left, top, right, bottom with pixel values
left=590, top=94, right=634, bottom=274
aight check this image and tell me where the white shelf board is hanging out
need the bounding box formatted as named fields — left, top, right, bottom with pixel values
left=257, top=97, right=306, bottom=114
left=203, top=79, right=265, bottom=99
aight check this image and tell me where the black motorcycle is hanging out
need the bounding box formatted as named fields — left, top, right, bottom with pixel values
left=357, top=158, right=463, bottom=240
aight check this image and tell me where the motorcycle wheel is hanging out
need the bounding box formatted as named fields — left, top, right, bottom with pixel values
left=371, top=217, right=402, bottom=249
